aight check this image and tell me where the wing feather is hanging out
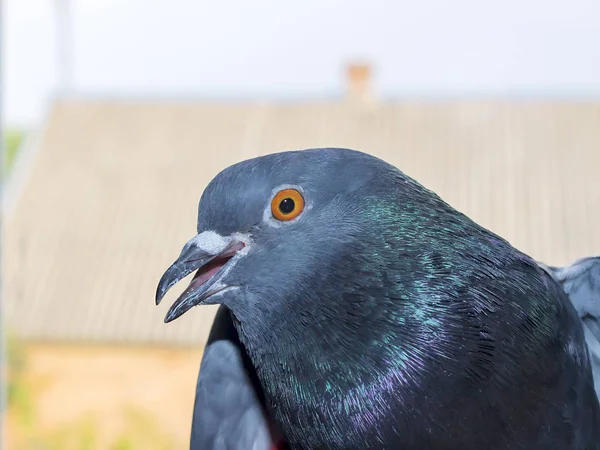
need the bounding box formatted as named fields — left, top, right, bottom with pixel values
left=538, top=257, right=600, bottom=399
left=190, top=306, right=274, bottom=450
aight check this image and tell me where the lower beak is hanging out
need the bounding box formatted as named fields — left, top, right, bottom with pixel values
left=156, top=231, right=245, bottom=323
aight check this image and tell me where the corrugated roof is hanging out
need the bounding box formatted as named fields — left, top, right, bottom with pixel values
left=3, top=99, right=600, bottom=346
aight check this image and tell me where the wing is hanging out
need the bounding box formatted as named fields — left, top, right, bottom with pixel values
left=538, top=257, right=600, bottom=399
left=190, top=305, right=274, bottom=450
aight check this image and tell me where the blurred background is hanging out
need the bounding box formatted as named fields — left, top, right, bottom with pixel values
left=2, top=0, right=600, bottom=448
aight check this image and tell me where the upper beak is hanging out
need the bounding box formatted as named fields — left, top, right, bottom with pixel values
left=156, top=231, right=246, bottom=323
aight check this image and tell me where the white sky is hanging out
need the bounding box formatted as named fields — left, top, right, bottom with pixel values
left=3, top=0, right=600, bottom=127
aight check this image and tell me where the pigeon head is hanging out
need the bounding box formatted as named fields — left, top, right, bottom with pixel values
left=158, top=148, right=409, bottom=330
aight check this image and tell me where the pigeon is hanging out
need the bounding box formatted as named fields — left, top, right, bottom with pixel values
left=156, top=147, right=600, bottom=449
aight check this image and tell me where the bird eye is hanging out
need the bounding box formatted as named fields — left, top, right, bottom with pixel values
left=271, top=188, right=305, bottom=221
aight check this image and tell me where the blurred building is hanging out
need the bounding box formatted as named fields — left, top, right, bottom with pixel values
left=4, top=64, right=600, bottom=348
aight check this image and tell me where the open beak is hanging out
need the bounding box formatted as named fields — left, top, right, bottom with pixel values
left=156, top=231, right=247, bottom=323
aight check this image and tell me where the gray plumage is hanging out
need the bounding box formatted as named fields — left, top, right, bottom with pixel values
left=192, top=342, right=271, bottom=450
left=539, top=257, right=600, bottom=398
left=190, top=306, right=274, bottom=450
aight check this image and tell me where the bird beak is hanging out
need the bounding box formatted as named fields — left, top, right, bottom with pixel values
left=156, top=231, right=247, bottom=323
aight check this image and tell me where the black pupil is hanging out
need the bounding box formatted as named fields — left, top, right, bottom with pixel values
left=279, top=198, right=295, bottom=214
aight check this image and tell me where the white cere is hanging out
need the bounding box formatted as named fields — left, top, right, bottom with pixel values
left=191, top=230, right=231, bottom=254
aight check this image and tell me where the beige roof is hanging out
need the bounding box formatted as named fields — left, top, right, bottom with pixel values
left=3, top=99, right=600, bottom=346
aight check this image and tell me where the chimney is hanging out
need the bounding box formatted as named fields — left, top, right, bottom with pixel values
left=346, top=62, right=372, bottom=102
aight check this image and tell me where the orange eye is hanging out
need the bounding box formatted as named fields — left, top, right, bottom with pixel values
left=271, top=188, right=305, bottom=221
